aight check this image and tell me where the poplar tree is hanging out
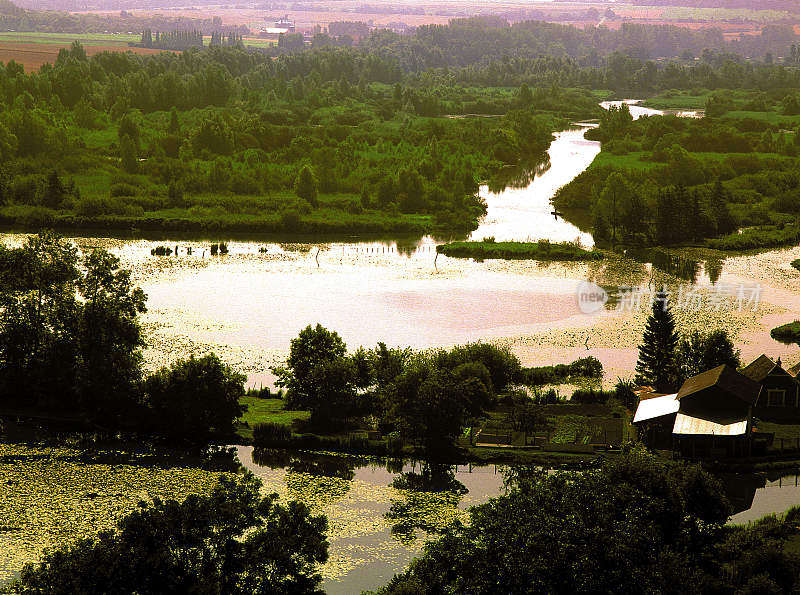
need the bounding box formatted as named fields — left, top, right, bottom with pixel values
left=294, top=165, right=319, bottom=207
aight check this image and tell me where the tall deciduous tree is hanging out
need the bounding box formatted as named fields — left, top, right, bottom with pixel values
left=635, top=289, right=679, bottom=392
left=389, top=357, right=485, bottom=454
left=596, top=172, right=633, bottom=249
left=274, top=324, right=347, bottom=411
left=677, top=330, right=741, bottom=381
left=42, top=170, right=65, bottom=209
left=144, top=354, right=246, bottom=439
left=76, top=249, right=147, bottom=419
left=119, top=134, right=138, bottom=174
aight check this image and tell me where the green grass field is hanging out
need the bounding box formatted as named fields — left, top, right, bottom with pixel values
left=591, top=151, right=659, bottom=171
left=723, top=110, right=800, bottom=127
left=642, top=90, right=714, bottom=110
left=0, top=32, right=140, bottom=46
left=236, top=396, right=309, bottom=441
left=240, top=37, right=277, bottom=48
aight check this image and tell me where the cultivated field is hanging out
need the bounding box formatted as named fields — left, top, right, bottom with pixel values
left=0, top=0, right=792, bottom=71
left=70, top=1, right=796, bottom=34
left=0, top=40, right=176, bottom=71
left=0, top=31, right=139, bottom=45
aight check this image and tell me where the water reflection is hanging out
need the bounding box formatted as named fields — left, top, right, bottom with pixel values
left=386, top=462, right=469, bottom=544
left=486, top=154, right=551, bottom=194
left=585, top=255, right=650, bottom=289
left=251, top=447, right=293, bottom=469
left=626, top=248, right=701, bottom=283
left=705, top=258, right=723, bottom=285
left=726, top=471, right=800, bottom=524
left=251, top=449, right=358, bottom=506
left=239, top=446, right=505, bottom=594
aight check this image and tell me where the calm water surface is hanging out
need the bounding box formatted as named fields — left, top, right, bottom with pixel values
left=236, top=447, right=506, bottom=594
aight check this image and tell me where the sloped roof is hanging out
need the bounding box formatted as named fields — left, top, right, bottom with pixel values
left=673, top=412, right=748, bottom=436
left=677, top=364, right=760, bottom=405
left=787, top=362, right=800, bottom=378
left=740, top=355, right=777, bottom=383
left=633, top=393, right=679, bottom=424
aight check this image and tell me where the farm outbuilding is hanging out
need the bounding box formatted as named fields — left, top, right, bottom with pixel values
left=634, top=364, right=760, bottom=458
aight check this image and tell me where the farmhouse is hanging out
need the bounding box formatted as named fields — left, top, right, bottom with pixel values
left=740, top=355, right=800, bottom=420
left=634, top=364, right=760, bottom=458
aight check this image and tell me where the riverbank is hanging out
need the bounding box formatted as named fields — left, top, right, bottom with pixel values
left=0, top=207, right=437, bottom=236
left=436, top=240, right=603, bottom=261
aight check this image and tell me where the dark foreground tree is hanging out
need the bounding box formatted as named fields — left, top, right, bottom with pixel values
left=0, top=232, right=147, bottom=422
left=378, top=446, right=800, bottom=595
left=635, top=289, right=679, bottom=392
left=143, top=353, right=246, bottom=440
left=15, top=474, right=329, bottom=595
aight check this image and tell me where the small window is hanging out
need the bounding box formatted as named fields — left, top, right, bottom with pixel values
left=767, top=389, right=786, bottom=407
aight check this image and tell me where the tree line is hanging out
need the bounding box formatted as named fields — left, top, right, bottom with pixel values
left=0, top=0, right=248, bottom=35
left=268, top=323, right=523, bottom=455
left=0, top=232, right=247, bottom=441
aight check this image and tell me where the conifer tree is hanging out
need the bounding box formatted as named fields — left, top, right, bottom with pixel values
left=635, top=289, right=679, bottom=392
left=294, top=165, right=318, bottom=207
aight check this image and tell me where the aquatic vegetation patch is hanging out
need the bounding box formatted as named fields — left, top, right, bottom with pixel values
left=0, top=443, right=224, bottom=583
left=438, top=240, right=603, bottom=261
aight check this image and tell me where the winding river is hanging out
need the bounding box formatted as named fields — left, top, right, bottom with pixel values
left=3, top=101, right=800, bottom=591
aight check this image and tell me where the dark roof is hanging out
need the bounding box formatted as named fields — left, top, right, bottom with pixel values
left=740, top=355, right=779, bottom=383
left=677, top=364, right=761, bottom=405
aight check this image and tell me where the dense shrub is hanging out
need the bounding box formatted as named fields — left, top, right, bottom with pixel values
left=570, top=388, right=614, bottom=405
left=523, top=356, right=604, bottom=385
left=708, top=225, right=800, bottom=250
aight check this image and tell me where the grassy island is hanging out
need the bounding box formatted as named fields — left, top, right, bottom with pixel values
left=771, top=321, right=800, bottom=344
left=436, top=240, right=603, bottom=261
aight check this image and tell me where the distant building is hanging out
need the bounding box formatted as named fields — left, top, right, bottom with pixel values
left=274, top=15, right=295, bottom=33
left=259, top=15, right=295, bottom=37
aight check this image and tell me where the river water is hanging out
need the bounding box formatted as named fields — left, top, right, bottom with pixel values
left=3, top=101, right=800, bottom=590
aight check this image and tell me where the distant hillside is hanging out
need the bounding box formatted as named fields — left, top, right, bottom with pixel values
left=0, top=0, right=248, bottom=34
left=626, top=0, right=800, bottom=11
left=7, top=0, right=224, bottom=10
left=0, top=0, right=24, bottom=15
